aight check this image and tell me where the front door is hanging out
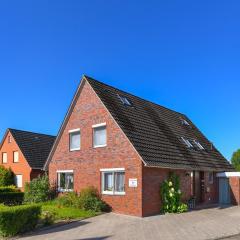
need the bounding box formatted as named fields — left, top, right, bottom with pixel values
left=200, top=171, right=205, bottom=203
left=219, top=178, right=230, bottom=204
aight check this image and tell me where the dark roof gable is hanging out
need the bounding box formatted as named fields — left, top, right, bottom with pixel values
left=85, top=75, right=233, bottom=171
left=9, top=129, right=56, bottom=169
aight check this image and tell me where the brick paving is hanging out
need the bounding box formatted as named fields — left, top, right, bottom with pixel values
left=19, top=206, right=240, bottom=240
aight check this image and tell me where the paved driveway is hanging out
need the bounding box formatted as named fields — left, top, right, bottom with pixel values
left=19, top=206, right=240, bottom=240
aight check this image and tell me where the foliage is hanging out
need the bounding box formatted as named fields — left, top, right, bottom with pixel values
left=24, top=174, right=53, bottom=203
left=0, top=204, right=41, bottom=237
left=160, top=172, right=188, bottom=214
left=40, top=210, right=56, bottom=226
left=0, top=166, right=14, bottom=187
left=55, top=187, right=109, bottom=212
left=0, top=192, right=24, bottom=206
left=231, top=149, right=240, bottom=171
left=41, top=203, right=98, bottom=221
left=0, top=185, right=20, bottom=193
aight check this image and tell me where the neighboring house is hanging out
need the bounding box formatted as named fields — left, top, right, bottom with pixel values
left=0, top=128, right=55, bottom=190
left=45, top=75, right=233, bottom=217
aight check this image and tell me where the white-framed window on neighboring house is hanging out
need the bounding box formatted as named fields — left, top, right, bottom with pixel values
left=13, top=151, right=19, bottom=163
left=8, top=136, right=12, bottom=143
left=69, top=129, right=81, bottom=151
left=93, top=123, right=107, bottom=148
left=14, top=175, right=22, bottom=188
left=57, top=170, right=74, bottom=192
left=2, top=152, right=7, bottom=163
left=101, top=168, right=125, bottom=195
left=208, top=172, right=214, bottom=184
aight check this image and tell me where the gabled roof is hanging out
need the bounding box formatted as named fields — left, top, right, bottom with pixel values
left=6, top=129, right=56, bottom=169
left=45, top=75, right=233, bottom=172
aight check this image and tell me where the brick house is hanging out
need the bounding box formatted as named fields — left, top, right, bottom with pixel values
left=0, top=129, right=55, bottom=190
left=45, top=75, right=233, bottom=217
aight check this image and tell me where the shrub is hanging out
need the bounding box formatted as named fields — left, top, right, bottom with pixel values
left=41, top=210, right=56, bottom=226
left=160, top=172, right=188, bottom=214
left=78, top=187, right=109, bottom=212
left=24, top=174, right=52, bottom=203
left=0, top=166, right=14, bottom=187
left=0, top=185, right=20, bottom=193
left=0, top=204, right=41, bottom=237
left=0, top=192, right=24, bottom=206
left=55, top=187, right=110, bottom=212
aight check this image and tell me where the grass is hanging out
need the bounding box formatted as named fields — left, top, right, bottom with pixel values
left=41, top=201, right=100, bottom=221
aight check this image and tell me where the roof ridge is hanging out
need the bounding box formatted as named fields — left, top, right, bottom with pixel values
left=8, top=128, right=56, bottom=138
left=84, top=75, right=184, bottom=116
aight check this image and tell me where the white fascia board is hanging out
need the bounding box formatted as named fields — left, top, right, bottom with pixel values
left=217, top=172, right=240, bottom=178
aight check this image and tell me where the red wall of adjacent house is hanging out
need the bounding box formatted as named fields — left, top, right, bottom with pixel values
left=0, top=131, right=31, bottom=191
left=229, top=177, right=240, bottom=205
left=48, top=81, right=144, bottom=216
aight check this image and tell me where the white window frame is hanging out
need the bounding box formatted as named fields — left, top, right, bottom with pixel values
left=193, top=140, right=205, bottom=150
left=100, top=168, right=125, bottom=195
left=92, top=123, right=107, bottom=148
left=14, top=174, right=23, bottom=188
left=181, top=137, right=193, bottom=148
left=69, top=128, right=81, bottom=151
left=57, top=170, right=74, bottom=192
left=13, top=151, right=19, bottom=163
left=2, top=152, right=7, bottom=163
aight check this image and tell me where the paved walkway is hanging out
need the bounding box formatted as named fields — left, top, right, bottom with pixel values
left=19, top=206, right=240, bottom=240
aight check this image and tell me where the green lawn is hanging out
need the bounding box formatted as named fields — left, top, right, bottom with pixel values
left=41, top=203, right=100, bottom=221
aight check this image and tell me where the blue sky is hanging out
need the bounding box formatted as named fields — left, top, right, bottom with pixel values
left=0, top=0, right=239, bottom=160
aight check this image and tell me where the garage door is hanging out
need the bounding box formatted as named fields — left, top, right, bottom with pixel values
left=219, top=178, right=230, bottom=204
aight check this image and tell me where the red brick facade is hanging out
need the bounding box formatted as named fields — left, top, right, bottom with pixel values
left=229, top=177, right=240, bottom=205
left=48, top=81, right=219, bottom=216
left=0, top=131, right=44, bottom=191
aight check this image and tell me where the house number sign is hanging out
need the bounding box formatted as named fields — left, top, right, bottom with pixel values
left=129, top=178, right=138, bottom=187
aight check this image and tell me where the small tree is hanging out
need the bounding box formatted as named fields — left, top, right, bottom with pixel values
left=24, top=174, right=52, bottom=203
left=0, top=166, right=14, bottom=187
left=231, top=149, right=240, bottom=171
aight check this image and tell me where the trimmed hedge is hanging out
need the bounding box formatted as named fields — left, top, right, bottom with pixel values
left=0, top=192, right=24, bottom=206
left=0, top=185, right=20, bottom=193
left=0, top=204, right=41, bottom=237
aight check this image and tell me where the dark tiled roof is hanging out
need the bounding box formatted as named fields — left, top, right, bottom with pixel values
left=9, top=129, right=56, bottom=169
left=86, top=76, right=233, bottom=171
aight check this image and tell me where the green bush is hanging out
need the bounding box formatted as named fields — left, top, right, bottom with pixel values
left=0, top=166, right=14, bottom=187
left=78, top=187, right=109, bottom=212
left=24, top=174, right=52, bottom=203
left=0, top=204, right=41, bottom=237
left=55, top=187, right=109, bottom=212
left=160, top=172, right=188, bottom=214
left=41, top=210, right=56, bottom=226
left=0, top=185, right=20, bottom=193
left=0, top=192, right=24, bottom=206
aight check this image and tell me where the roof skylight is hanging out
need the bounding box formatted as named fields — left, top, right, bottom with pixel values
left=193, top=140, right=205, bottom=150
left=118, top=95, right=132, bottom=106
left=181, top=137, right=193, bottom=148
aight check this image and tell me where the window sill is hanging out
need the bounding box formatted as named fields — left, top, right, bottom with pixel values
left=70, top=148, right=80, bottom=152
left=93, top=144, right=107, bottom=148
left=58, top=189, right=74, bottom=193
left=102, top=191, right=125, bottom=196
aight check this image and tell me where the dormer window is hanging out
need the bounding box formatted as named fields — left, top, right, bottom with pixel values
left=181, top=137, right=193, bottom=148
left=180, top=117, right=190, bottom=126
left=193, top=140, right=205, bottom=150
left=118, top=94, right=132, bottom=106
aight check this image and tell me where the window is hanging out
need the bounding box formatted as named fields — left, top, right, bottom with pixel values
left=193, top=140, right=205, bottom=150
left=2, top=152, right=7, bottom=163
left=208, top=172, right=214, bottom=184
left=13, top=151, right=19, bottom=163
left=181, top=137, right=193, bottom=148
left=57, top=171, right=74, bottom=192
left=69, top=129, right=80, bottom=151
left=14, top=175, right=22, bottom=188
left=118, top=94, right=132, bottom=106
left=8, top=136, right=12, bottom=143
left=101, top=168, right=125, bottom=195
left=93, top=123, right=107, bottom=148
left=180, top=117, right=190, bottom=126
